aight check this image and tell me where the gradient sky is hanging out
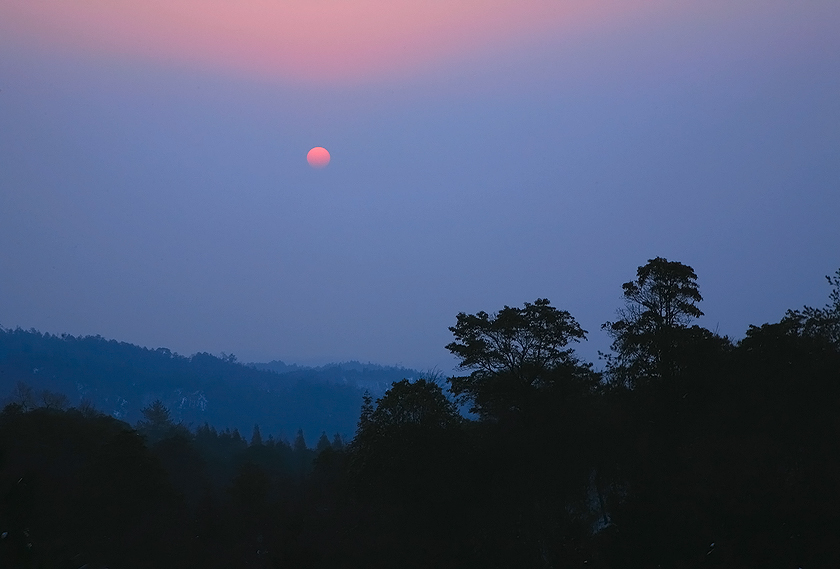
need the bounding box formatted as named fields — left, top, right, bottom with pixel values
left=1, top=0, right=838, bottom=371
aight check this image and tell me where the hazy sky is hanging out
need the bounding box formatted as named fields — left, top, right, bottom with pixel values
left=1, top=0, right=838, bottom=371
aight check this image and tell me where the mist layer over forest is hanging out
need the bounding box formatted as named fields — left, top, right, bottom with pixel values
left=1, top=258, right=839, bottom=567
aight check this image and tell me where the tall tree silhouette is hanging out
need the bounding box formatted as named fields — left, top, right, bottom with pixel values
left=346, top=379, right=466, bottom=567
left=316, top=431, right=331, bottom=453
left=350, top=379, right=462, bottom=497
left=446, top=298, right=588, bottom=423
left=603, top=257, right=704, bottom=386
left=250, top=424, right=263, bottom=446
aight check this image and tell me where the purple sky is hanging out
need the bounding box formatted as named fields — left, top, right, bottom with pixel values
left=1, top=1, right=838, bottom=371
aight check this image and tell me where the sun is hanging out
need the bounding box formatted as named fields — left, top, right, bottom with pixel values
left=307, top=147, right=331, bottom=168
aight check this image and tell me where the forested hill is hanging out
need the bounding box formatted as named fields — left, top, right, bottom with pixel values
left=0, top=328, right=419, bottom=441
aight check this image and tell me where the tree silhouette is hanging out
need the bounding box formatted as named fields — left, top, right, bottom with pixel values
left=350, top=379, right=461, bottom=486
left=603, top=257, right=704, bottom=386
left=250, top=424, right=263, bottom=446
left=447, top=298, right=588, bottom=422
left=136, top=400, right=178, bottom=444
left=787, top=267, right=840, bottom=348
left=0, top=405, right=184, bottom=567
left=331, top=433, right=344, bottom=451
left=316, top=431, right=331, bottom=453
left=293, top=429, right=307, bottom=453
left=9, top=382, right=36, bottom=411
left=345, top=379, right=467, bottom=566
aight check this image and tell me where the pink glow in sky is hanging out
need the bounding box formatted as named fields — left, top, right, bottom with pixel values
left=1, top=0, right=671, bottom=83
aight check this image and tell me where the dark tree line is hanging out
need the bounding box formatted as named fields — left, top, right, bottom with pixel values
left=1, top=258, right=839, bottom=568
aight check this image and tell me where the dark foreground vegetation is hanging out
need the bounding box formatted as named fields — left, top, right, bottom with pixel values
left=1, top=258, right=839, bottom=568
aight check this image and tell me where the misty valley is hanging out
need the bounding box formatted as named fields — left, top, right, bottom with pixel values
left=1, top=258, right=839, bottom=568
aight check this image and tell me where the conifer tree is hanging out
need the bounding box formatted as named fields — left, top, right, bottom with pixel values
left=250, top=424, right=263, bottom=446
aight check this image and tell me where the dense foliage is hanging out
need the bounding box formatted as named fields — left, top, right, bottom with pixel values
left=1, top=260, right=839, bottom=568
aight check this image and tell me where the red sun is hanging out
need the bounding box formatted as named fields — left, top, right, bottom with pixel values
left=307, top=147, right=331, bottom=168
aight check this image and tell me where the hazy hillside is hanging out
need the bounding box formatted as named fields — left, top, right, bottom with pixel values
left=0, top=327, right=421, bottom=441
left=251, top=360, right=420, bottom=394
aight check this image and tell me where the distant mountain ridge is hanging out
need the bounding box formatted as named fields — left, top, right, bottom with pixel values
left=0, top=327, right=422, bottom=442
